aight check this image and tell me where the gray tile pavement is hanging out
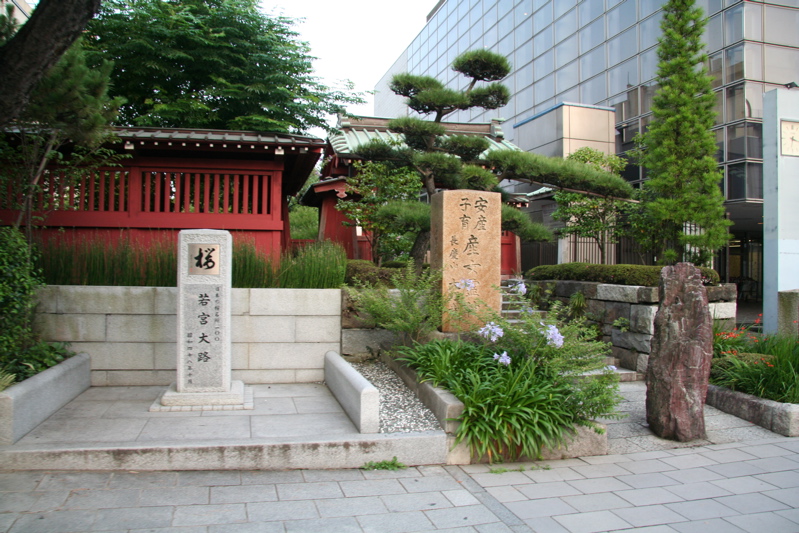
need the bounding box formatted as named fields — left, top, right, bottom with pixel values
left=2, top=383, right=799, bottom=531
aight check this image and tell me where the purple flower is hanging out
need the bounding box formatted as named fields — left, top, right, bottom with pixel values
left=510, top=280, right=527, bottom=295
left=478, top=322, right=504, bottom=342
left=455, top=278, right=476, bottom=291
left=605, top=365, right=617, bottom=371
left=493, top=351, right=511, bottom=365
left=543, top=324, right=564, bottom=348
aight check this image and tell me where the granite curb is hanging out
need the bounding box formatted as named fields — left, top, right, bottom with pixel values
left=706, top=383, right=799, bottom=437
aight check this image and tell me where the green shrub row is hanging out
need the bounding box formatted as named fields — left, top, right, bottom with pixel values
left=526, top=262, right=720, bottom=286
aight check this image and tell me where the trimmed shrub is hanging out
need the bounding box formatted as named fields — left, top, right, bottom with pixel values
left=526, top=262, right=720, bottom=286
left=345, top=260, right=395, bottom=286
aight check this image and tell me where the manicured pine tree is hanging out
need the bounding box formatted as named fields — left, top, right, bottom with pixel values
left=637, top=0, right=731, bottom=265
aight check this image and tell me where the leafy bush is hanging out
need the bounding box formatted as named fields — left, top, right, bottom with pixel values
left=527, top=262, right=720, bottom=286
left=345, top=260, right=395, bottom=287
left=277, top=240, right=346, bottom=288
left=0, top=227, right=75, bottom=383
left=396, top=297, right=622, bottom=462
left=710, top=332, right=799, bottom=403
left=0, top=227, right=41, bottom=358
left=348, top=264, right=444, bottom=344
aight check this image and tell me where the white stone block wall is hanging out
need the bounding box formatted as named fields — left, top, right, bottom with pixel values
left=34, top=286, right=342, bottom=386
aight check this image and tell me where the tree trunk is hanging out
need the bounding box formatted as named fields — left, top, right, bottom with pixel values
left=410, top=229, right=431, bottom=273
left=0, top=0, right=102, bottom=127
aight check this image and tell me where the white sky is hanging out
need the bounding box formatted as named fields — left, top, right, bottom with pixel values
left=263, top=0, right=436, bottom=119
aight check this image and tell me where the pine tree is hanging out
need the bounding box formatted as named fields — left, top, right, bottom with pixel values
left=637, top=0, right=730, bottom=265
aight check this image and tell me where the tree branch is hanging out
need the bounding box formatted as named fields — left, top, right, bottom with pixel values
left=0, top=0, right=102, bottom=127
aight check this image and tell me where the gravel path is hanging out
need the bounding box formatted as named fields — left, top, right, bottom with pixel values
left=350, top=360, right=441, bottom=434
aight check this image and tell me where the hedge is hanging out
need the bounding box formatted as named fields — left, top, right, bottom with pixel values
left=526, top=262, right=720, bottom=286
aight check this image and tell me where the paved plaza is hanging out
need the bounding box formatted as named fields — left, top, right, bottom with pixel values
left=2, top=382, right=799, bottom=532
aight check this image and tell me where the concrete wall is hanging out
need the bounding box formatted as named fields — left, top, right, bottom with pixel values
left=529, top=281, right=737, bottom=374
left=34, top=287, right=342, bottom=386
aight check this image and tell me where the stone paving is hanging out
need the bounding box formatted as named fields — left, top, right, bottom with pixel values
left=2, top=382, right=799, bottom=532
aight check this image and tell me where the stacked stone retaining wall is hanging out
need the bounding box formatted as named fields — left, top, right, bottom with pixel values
left=528, top=281, right=737, bottom=374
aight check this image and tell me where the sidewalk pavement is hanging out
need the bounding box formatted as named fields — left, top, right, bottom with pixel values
left=2, top=383, right=798, bottom=533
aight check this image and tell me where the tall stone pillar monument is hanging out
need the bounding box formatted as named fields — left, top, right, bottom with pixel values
left=431, top=190, right=501, bottom=332
left=158, top=229, right=248, bottom=408
left=763, top=89, right=799, bottom=333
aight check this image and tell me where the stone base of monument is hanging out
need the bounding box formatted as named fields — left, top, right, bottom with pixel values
left=150, top=381, right=253, bottom=411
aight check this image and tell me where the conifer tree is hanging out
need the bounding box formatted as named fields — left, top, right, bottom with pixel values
left=636, top=0, right=730, bottom=265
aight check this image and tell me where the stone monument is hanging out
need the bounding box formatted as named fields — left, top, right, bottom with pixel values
left=430, top=190, right=501, bottom=332
left=646, top=263, right=712, bottom=441
left=156, top=229, right=249, bottom=409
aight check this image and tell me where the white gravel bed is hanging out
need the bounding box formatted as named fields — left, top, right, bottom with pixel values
left=350, top=360, right=442, bottom=434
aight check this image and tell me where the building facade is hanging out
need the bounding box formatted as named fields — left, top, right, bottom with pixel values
left=375, top=0, right=799, bottom=292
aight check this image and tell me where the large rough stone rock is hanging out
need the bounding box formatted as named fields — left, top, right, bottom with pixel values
left=646, top=263, right=713, bottom=441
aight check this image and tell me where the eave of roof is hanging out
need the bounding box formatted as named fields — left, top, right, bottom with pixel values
left=114, top=126, right=326, bottom=150
left=327, top=116, right=521, bottom=159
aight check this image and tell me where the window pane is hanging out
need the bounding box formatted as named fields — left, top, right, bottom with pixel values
left=608, top=27, right=637, bottom=66
left=705, top=14, right=723, bottom=53
left=535, top=73, right=555, bottom=102
left=516, top=18, right=533, bottom=47
left=516, top=41, right=534, bottom=67
left=765, top=45, right=799, bottom=87
left=746, top=82, right=764, bottom=119
left=640, top=12, right=664, bottom=50
left=725, top=44, right=744, bottom=84
left=641, top=47, right=659, bottom=82
left=579, top=0, right=604, bottom=26
left=581, top=73, right=607, bottom=104
left=745, top=43, right=763, bottom=82
left=726, top=84, right=745, bottom=121
left=727, top=163, right=746, bottom=199
left=764, top=6, right=799, bottom=47
left=515, top=0, right=534, bottom=24
left=745, top=3, right=763, bottom=41
left=727, top=123, right=747, bottom=160
left=611, top=88, right=639, bottom=122
left=641, top=82, right=659, bottom=114
left=580, top=44, right=606, bottom=79
left=517, top=85, right=534, bottom=114
left=533, top=26, right=553, bottom=57
left=641, top=0, right=664, bottom=18
left=715, top=89, right=724, bottom=125
left=516, top=61, right=533, bottom=90
left=534, top=48, right=554, bottom=79
left=747, top=162, right=763, bottom=198
left=498, top=13, right=514, bottom=37
left=580, top=17, right=605, bottom=52
left=708, top=51, right=723, bottom=89
left=715, top=128, right=725, bottom=162
left=609, top=58, right=639, bottom=96
left=558, top=85, right=580, bottom=104
left=534, top=2, right=553, bottom=34
left=556, top=61, right=579, bottom=92
left=556, top=34, right=579, bottom=68
left=724, top=4, right=744, bottom=46
left=607, top=0, right=637, bottom=37
left=554, top=9, right=578, bottom=43
left=696, top=0, right=723, bottom=16
left=554, top=0, right=576, bottom=19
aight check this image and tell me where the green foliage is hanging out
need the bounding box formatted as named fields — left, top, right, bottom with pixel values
left=485, top=150, right=634, bottom=200
left=2, top=341, right=75, bottom=383
left=36, top=235, right=345, bottom=288
left=348, top=265, right=444, bottom=344
left=452, top=49, right=512, bottom=82
left=0, top=370, right=15, bottom=392
left=710, top=335, right=799, bottom=403
left=335, top=161, right=422, bottom=264
left=0, top=36, right=123, bottom=231
left=0, top=227, right=42, bottom=359
left=396, top=294, right=622, bottom=462
left=277, top=241, right=347, bottom=289
left=459, top=164, right=498, bottom=191
left=345, top=260, right=395, bottom=287
left=437, top=135, right=490, bottom=163
left=84, top=0, right=363, bottom=133
left=566, top=147, right=627, bottom=175
left=361, top=457, right=407, bottom=470
left=500, top=204, right=553, bottom=243
left=569, top=292, right=588, bottom=319
left=635, top=0, right=731, bottom=264
left=288, top=205, right=320, bottom=241
left=526, top=262, right=720, bottom=286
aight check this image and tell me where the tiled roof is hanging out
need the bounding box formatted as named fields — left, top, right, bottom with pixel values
left=327, top=116, right=521, bottom=158
left=114, top=127, right=325, bottom=148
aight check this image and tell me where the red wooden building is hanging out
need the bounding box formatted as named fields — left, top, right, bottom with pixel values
left=303, top=116, right=523, bottom=274
left=0, top=127, right=325, bottom=254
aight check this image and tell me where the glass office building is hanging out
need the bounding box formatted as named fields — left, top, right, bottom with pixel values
left=375, top=0, right=799, bottom=291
